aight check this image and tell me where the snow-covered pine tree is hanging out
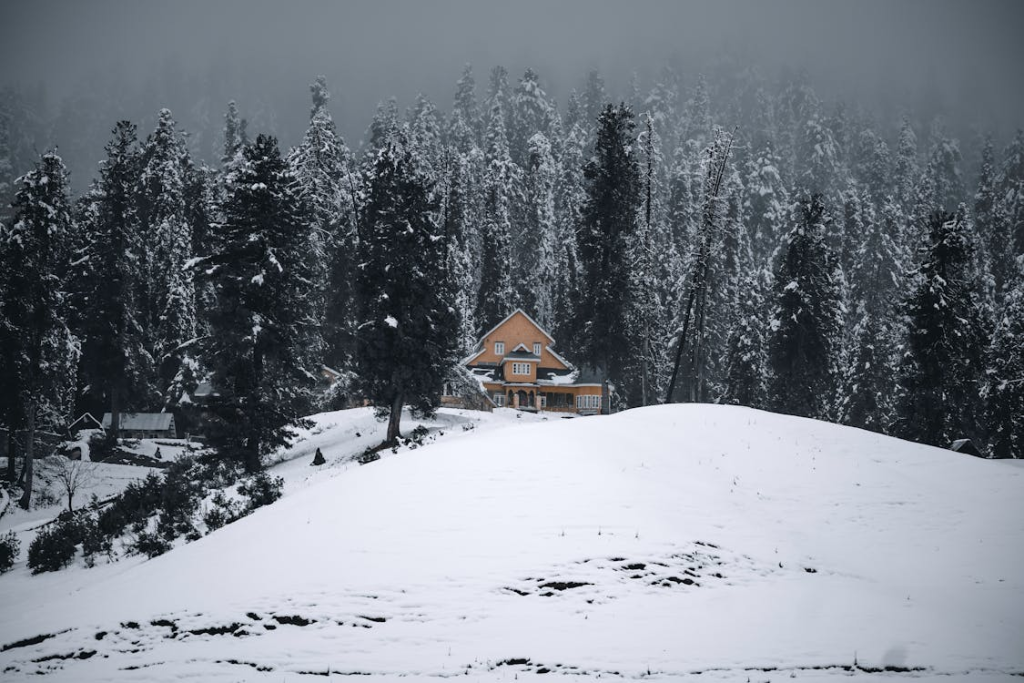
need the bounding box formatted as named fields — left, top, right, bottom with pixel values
left=721, top=268, right=768, bottom=407
left=984, top=260, right=1024, bottom=458
left=448, top=64, right=481, bottom=155
left=922, top=121, right=965, bottom=214
left=581, top=69, right=608, bottom=138
left=475, top=69, right=520, bottom=332
left=354, top=124, right=457, bottom=446
left=743, top=138, right=790, bottom=263
left=893, top=116, right=919, bottom=216
left=203, top=134, right=317, bottom=472
left=766, top=195, right=844, bottom=420
left=553, top=105, right=586, bottom=347
left=441, top=148, right=479, bottom=353
left=0, top=151, right=78, bottom=508
left=852, top=126, right=891, bottom=210
left=995, top=131, right=1024, bottom=290
left=287, top=76, right=357, bottom=374
left=521, top=132, right=559, bottom=329
left=973, top=135, right=1004, bottom=298
left=895, top=210, right=987, bottom=447
left=575, top=103, right=642, bottom=403
left=80, top=122, right=152, bottom=439
left=509, top=68, right=555, bottom=169
left=138, top=108, right=197, bottom=406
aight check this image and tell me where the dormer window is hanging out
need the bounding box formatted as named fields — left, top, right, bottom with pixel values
left=512, top=362, right=531, bottom=375
left=533, top=342, right=541, bottom=356
left=494, top=341, right=505, bottom=356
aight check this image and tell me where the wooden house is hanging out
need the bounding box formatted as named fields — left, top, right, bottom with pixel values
left=454, top=309, right=607, bottom=415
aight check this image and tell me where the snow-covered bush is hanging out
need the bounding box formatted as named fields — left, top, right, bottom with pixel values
left=0, top=530, right=19, bottom=573
left=203, top=491, right=243, bottom=531
left=238, top=471, right=284, bottom=511
left=27, top=512, right=86, bottom=573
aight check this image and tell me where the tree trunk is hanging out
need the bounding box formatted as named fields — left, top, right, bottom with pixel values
left=109, top=380, right=122, bottom=440
left=18, top=404, right=35, bottom=510
left=386, top=394, right=404, bottom=446
left=244, top=434, right=261, bottom=473
left=5, top=429, right=16, bottom=483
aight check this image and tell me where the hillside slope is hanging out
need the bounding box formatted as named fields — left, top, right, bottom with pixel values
left=1, top=405, right=1021, bottom=681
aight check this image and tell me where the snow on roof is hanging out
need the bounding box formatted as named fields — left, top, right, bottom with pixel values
left=101, top=412, right=174, bottom=431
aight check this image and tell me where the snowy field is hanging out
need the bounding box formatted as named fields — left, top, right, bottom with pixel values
left=0, top=404, right=1022, bottom=681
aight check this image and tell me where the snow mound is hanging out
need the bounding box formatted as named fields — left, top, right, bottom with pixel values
left=1, top=404, right=1022, bottom=681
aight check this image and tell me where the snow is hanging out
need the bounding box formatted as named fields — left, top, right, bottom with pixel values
left=384, top=315, right=398, bottom=328
left=0, top=404, right=1022, bottom=682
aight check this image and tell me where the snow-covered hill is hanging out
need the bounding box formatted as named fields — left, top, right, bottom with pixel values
left=1, top=405, right=1022, bottom=682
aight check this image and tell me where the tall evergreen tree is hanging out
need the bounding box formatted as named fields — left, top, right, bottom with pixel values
left=355, top=125, right=457, bottom=446
left=896, top=210, right=987, bottom=447
left=138, top=108, right=197, bottom=406
left=766, top=195, right=843, bottom=420
left=984, top=261, right=1024, bottom=458
left=448, top=64, right=481, bottom=154
left=0, top=151, right=77, bottom=508
left=80, top=122, right=151, bottom=439
left=288, top=76, right=356, bottom=372
left=575, top=104, right=642, bottom=401
left=475, top=70, right=520, bottom=331
left=203, top=134, right=317, bottom=472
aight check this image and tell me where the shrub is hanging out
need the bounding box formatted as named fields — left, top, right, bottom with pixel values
left=80, top=514, right=111, bottom=568
left=203, top=491, right=243, bottom=530
left=155, top=457, right=203, bottom=540
left=0, top=530, right=20, bottom=573
left=87, top=431, right=119, bottom=462
left=133, top=529, right=171, bottom=558
left=96, top=472, right=163, bottom=539
left=28, top=512, right=86, bottom=573
left=238, top=471, right=284, bottom=512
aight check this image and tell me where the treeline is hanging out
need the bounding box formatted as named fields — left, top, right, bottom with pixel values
left=1, top=63, right=1022, bottom=506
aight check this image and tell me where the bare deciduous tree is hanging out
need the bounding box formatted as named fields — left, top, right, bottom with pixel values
left=40, top=456, right=97, bottom=514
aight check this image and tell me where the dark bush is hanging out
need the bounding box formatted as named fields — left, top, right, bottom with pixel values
left=87, top=432, right=119, bottom=462
left=203, top=491, right=243, bottom=531
left=238, top=471, right=284, bottom=511
left=0, top=530, right=20, bottom=573
left=96, top=472, right=163, bottom=539
left=132, top=529, right=171, bottom=558
left=155, top=457, right=203, bottom=540
left=28, top=513, right=87, bottom=573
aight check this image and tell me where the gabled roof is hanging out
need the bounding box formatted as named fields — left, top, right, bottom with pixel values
left=102, top=413, right=175, bottom=431
left=477, top=309, right=555, bottom=346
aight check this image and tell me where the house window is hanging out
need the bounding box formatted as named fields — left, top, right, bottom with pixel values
left=540, top=395, right=547, bottom=408
left=533, top=342, right=541, bottom=356
left=576, top=394, right=601, bottom=410
left=494, top=341, right=505, bottom=356
left=512, top=362, right=530, bottom=376
left=443, top=382, right=452, bottom=396
left=494, top=393, right=505, bottom=407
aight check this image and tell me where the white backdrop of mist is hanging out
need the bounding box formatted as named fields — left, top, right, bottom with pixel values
left=1, top=0, right=1022, bottom=190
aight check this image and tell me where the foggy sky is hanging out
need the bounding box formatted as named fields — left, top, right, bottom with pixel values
left=1, top=0, right=1022, bottom=161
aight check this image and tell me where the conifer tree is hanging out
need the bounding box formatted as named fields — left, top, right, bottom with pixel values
left=984, top=261, right=1024, bottom=458
left=766, top=195, right=843, bottom=420
left=0, top=151, right=77, bottom=508
left=138, top=108, right=197, bottom=405
left=995, top=131, right=1024, bottom=285
left=475, top=70, right=520, bottom=331
left=893, top=116, right=919, bottom=215
left=575, top=104, right=642, bottom=401
left=521, top=132, right=559, bottom=329
left=203, top=134, right=317, bottom=472
left=509, top=68, right=555, bottom=168
left=721, top=269, right=768, bottom=407
left=355, top=125, right=457, bottom=446
left=896, top=210, right=987, bottom=447
left=288, top=76, right=356, bottom=372
left=448, top=64, right=481, bottom=154
left=80, top=122, right=152, bottom=439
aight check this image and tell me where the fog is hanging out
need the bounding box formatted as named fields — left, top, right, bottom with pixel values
left=1, top=0, right=1022, bottom=183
